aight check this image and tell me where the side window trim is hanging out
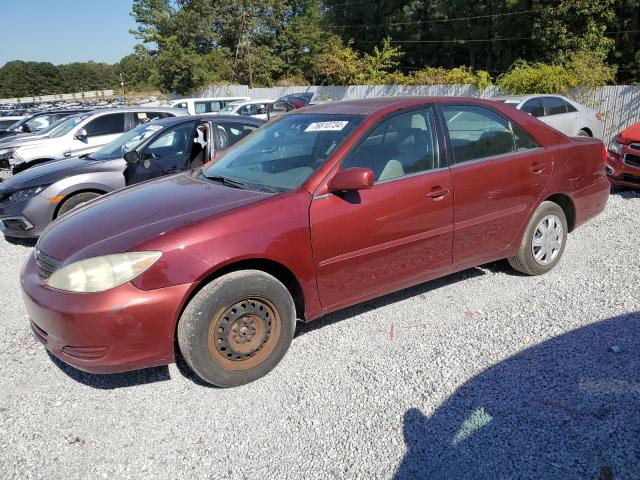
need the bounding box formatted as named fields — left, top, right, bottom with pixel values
left=437, top=103, right=543, bottom=167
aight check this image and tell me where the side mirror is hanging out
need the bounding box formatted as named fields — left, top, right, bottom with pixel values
left=328, top=167, right=374, bottom=193
left=124, top=150, right=140, bottom=164
left=74, top=128, right=88, bottom=140
left=19, top=124, right=31, bottom=133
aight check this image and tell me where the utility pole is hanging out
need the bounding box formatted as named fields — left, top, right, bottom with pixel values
left=119, top=73, right=125, bottom=97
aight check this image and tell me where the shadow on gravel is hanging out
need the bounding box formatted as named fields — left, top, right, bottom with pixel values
left=610, top=186, right=640, bottom=200
left=47, top=351, right=170, bottom=389
left=394, top=312, right=640, bottom=480
left=295, top=267, right=487, bottom=338
left=3, top=236, right=37, bottom=247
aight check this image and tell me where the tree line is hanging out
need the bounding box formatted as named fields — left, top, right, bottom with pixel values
left=1, top=0, right=638, bottom=98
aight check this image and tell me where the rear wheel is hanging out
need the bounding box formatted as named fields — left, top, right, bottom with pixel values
left=508, top=201, right=568, bottom=275
left=177, top=270, right=296, bottom=387
left=577, top=129, right=591, bottom=137
left=56, top=192, right=101, bottom=218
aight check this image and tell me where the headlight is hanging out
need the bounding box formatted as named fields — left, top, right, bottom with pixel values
left=0, top=148, right=14, bottom=161
left=9, top=185, right=48, bottom=202
left=47, top=251, right=162, bottom=293
left=608, top=139, right=623, bottom=155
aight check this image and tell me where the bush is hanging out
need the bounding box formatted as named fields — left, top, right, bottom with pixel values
left=497, top=49, right=616, bottom=94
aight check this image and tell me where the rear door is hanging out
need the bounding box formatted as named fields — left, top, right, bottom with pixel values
left=125, top=121, right=197, bottom=185
left=310, top=106, right=454, bottom=309
left=542, top=97, right=575, bottom=136
left=440, top=104, right=551, bottom=267
left=70, top=113, right=126, bottom=157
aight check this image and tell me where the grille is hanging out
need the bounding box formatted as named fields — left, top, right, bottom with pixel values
left=624, top=153, right=640, bottom=168
left=34, top=248, right=62, bottom=279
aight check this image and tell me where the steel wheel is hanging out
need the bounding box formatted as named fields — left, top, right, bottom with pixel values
left=208, top=297, right=281, bottom=371
left=531, top=214, right=563, bottom=266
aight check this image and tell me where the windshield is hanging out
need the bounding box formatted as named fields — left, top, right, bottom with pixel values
left=202, top=113, right=363, bottom=191
left=221, top=104, right=240, bottom=113
left=48, top=115, right=87, bottom=138
left=90, top=123, right=165, bottom=161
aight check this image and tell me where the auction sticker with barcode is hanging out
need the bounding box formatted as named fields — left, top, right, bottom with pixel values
left=305, top=121, right=348, bottom=132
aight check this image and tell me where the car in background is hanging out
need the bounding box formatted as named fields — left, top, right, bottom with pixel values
left=492, top=95, right=603, bottom=139
left=21, top=97, right=609, bottom=387
left=0, top=107, right=187, bottom=175
left=166, top=97, right=250, bottom=115
left=0, top=115, right=265, bottom=238
left=606, top=122, right=640, bottom=189
left=219, top=99, right=274, bottom=120
left=0, top=116, right=25, bottom=130
left=267, top=92, right=315, bottom=119
left=0, top=109, right=93, bottom=140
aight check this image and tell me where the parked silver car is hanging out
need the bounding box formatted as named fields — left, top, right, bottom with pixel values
left=0, top=115, right=264, bottom=238
left=0, top=107, right=188, bottom=175
left=492, top=95, right=604, bottom=139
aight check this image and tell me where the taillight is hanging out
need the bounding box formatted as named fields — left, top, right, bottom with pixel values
left=602, top=144, right=607, bottom=164
left=596, top=113, right=603, bottom=121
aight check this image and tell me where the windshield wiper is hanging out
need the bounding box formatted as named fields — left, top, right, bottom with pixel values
left=204, top=174, right=247, bottom=190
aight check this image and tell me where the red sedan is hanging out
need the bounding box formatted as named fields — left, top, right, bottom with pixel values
left=21, top=97, right=609, bottom=387
left=606, top=122, right=640, bottom=188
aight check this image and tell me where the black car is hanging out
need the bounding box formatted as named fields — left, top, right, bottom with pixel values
left=0, top=109, right=93, bottom=139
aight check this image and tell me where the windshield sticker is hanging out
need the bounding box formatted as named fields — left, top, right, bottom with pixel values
left=137, top=112, right=148, bottom=119
left=305, top=121, right=349, bottom=132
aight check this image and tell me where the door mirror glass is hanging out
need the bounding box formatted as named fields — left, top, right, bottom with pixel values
left=328, top=168, right=374, bottom=193
left=124, top=150, right=140, bottom=164
left=74, top=128, right=88, bottom=140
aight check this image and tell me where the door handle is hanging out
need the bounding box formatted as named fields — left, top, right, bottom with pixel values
left=530, top=163, right=546, bottom=175
left=426, top=187, right=450, bottom=200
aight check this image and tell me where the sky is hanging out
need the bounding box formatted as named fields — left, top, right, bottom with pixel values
left=0, top=0, right=138, bottom=67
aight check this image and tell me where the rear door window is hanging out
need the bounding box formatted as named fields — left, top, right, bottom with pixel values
left=84, top=113, right=126, bottom=137
left=521, top=98, right=545, bottom=117
left=195, top=101, right=224, bottom=114
left=443, top=105, right=516, bottom=163
left=134, top=111, right=166, bottom=126
left=544, top=97, right=568, bottom=116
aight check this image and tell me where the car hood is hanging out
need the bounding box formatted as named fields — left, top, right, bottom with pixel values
left=0, top=135, right=50, bottom=150
left=617, top=123, right=640, bottom=144
left=37, top=172, right=276, bottom=262
left=0, top=157, right=98, bottom=192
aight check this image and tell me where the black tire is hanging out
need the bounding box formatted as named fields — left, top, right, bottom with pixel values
left=177, top=270, right=296, bottom=387
left=56, top=192, right=101, bottom=218
left=508, top=201, right=568, bottom=276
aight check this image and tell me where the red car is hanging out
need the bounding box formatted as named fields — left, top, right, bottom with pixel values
left=21, top=97, right=609, bottom=387
left=606, top=122, right=640, bottom=188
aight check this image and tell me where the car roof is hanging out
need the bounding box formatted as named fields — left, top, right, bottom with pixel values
left=143, top=114, right=267, bottom=127
left=299, top=96, right=513, bottom=116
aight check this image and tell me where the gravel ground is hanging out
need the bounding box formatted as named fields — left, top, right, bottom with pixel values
left=1, top=190, right=639, bottom=480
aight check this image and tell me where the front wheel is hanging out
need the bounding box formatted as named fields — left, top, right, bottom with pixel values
left=508, top=201, right=568, bottom=275
left=177, top=270, right=296, bottom=387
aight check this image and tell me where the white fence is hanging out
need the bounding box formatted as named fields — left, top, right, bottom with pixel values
left=199, top=84, right=640, bottom=142
left=0, top=89, right=115, bottom=104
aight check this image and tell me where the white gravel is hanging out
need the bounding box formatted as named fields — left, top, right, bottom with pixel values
left=1, top=189, right=639, bottom=479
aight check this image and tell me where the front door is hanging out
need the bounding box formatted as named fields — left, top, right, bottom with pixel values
left=126, top=121, right=197, bottom=185
left=70, top=112, right=126, bottom=157
left=440, top=104, right=552, bottom=267
left=310, top=107, right=454, bottom=310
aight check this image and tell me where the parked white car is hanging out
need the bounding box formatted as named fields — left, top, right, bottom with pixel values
left=0, top=107, right=188, bottom=174
left=492, top=94, right=604, bottom=139
left=166, top=97, right=250, bottom=115
left=219, top=99, right=274, bottom=120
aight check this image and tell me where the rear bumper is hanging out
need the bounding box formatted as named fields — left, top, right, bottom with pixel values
left=21, top=254, right=194, bottom=374
left=573, top=174, right=610, bottom=229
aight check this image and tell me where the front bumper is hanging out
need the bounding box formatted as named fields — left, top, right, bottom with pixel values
left=21, top=254, right=194, bottom=374
left=607, top=150, right=640, bottom=188
left=0, top=193, right=57, bottom=238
